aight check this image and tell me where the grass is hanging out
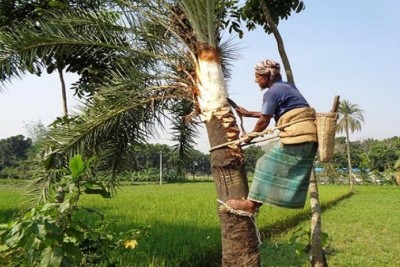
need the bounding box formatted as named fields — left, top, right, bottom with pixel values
left=261, top=186, right=400, bottom=266
left=0, top=180, right=30, bottom=224
left=1, top=179, right=398, bottom=266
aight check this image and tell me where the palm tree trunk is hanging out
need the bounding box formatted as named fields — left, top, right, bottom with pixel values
left=258, top=0, right=295, bottom=84
left=196, top=43, right=260, bottom=266
left=58, top=66, right=68, bottom=116
left=345, top=119, right=354, bottom=191
left=206, top=119, right=260, bottom=266
left=309, top=170, right=325, bottom=267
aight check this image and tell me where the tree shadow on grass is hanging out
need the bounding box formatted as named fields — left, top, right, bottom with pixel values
left=261, top=191, right=354, bottom=239
left=257, top=191, right=354, bottom=266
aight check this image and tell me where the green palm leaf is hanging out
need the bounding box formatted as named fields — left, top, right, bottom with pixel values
left=336, top=99, right=365, bottom=134
left=2, top=1, right=241, bottom=202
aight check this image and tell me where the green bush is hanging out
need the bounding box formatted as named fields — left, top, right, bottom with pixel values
left=0, top=155, right=139, bottom=266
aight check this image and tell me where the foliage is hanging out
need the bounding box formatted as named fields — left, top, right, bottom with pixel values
left=0, top=0, right=118, bottom=98
left=0, top=155, right=142, bottom=266
left=336, top=99, right=365, bottom=189
left=331, top=136, right=400, bottom=173
left=243, top=144, right=264, bottom=173
left=240, top=0, right=305, bottom=33
left=337, top=99, right=365, bottom=136
left=314, top=136, right=400, bottom=185
left=0, top=1, right=190, bottom=198
left=288, top=226, right=331, bottom=258
left=0, top=136, right=211, bottom=182
left=24, top=120, right=48, bottom=143
left=124, top=143, right=210, bottom=182
left=3, top=133, right=399, bottom=184
left=0, top=135, right=32, bottom=175
left=0, top=0, right=110, bottom=27
left=366, top=138, right=400, bottom=171
left=187, top=149, right=211, bottom=178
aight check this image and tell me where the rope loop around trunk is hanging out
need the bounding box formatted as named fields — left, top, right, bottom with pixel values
left=209, top=117, right=314, bottom=152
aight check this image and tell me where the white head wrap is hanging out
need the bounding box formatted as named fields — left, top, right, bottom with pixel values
left=255, top=59, right=280, bottom=76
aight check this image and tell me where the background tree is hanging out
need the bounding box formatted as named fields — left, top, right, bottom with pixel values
left=0, top=0, right=120, bottom=115
left=243, top=145, right=264, bottom=173
left=336, top=99, right=365, bottom=191
left=239, top=0, right=305, bottom=83
left=186, top=149, right=211, bottom=179
left=365, top=137, right=400, bottom=172
left=23, top=120, right=48, bottom=155
left=331, top=137, right=349, bottom=170
left=0, top=135, right=32, bottom=178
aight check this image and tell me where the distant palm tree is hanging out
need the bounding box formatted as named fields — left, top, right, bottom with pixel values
left=336, top=99, right=365, bottom=191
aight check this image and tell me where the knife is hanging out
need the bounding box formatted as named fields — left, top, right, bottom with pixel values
left=227, top=98, right=246, bottom=134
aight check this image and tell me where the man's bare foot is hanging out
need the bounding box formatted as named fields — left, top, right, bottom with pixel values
left=226, top=199, right=259, bottom=213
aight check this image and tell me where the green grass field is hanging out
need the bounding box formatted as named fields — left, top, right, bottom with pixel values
left=1, top=180, right=399, bottom=266
left=261, top=186, right=400, bottom=267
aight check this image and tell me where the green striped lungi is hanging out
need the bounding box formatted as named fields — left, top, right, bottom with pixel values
left=248, top=141, right=318, bottom=209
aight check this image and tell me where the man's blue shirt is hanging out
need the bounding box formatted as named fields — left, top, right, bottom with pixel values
left=261, top=80, right=309, bottom=121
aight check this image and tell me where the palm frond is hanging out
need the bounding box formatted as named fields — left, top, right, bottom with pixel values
left=219, top=36, right=241, bottom=80
left=5, top=1, right=242, bottom=202
left=336, top=99, right=365, bottom=134
left=1, top=10, right=124, bottom=87
left=29, top=81, right=190, bottom=202
left=179, top=0, right=220, bottom=46
left=0, top=7, right=181, bottom=89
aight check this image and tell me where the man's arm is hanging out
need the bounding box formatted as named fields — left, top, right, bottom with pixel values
left=242, top=114, right=272, bottom=143
left=235, top=106, right=261, bottom=118
left=252, top=114, right=272, bottom=132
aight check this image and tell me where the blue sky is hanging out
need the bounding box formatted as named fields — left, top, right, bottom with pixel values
left=1, top=0, right=399, bottom=153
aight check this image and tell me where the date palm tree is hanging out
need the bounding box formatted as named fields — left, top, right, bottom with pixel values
left=0, top=1, right=260, bottom=265
left=336, top=99, right=365, bottom=191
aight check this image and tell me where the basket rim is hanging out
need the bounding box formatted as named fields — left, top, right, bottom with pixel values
left=316, top=112, right=337, bottom=117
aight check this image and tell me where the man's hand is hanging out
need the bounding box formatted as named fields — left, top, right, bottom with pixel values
left=235, top=106, right=249, bottom=116
left=241, top=133, right=254, bottom=144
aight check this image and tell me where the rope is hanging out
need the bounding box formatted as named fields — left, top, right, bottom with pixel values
left=217, top=199, right=262, bottom=246
left=209, top=117, right=315, bottom=152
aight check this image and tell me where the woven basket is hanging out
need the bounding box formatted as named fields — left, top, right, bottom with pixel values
left=316, top=112, right=338, bottom=162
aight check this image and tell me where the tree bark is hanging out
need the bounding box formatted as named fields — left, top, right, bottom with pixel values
left=309, top=170, right=325, bottom=267
left=206, top=116, right=260, bottom=266
left=58, top=66, right=68, bottom=117
left=345, top=119, right=354, bottom=191
left=258, top=0, right=295, bottom=84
